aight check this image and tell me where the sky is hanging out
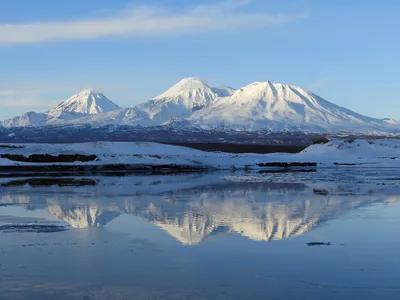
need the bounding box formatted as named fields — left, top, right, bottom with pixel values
left=0, top=0, right=399, bottom=120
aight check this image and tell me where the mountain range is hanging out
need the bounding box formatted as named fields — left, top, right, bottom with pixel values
left=1, top=77, right=398, bottom=133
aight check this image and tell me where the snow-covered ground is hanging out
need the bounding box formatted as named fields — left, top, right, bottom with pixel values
left=0, top=138, right=399, bottom=169
left=297, top=138, right=400, bottom=166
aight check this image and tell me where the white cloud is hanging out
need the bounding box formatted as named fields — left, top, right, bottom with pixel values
left=0, top=91, right=61, bottom=108
left=0, top=0, right=305, bottom=45
left=0, top=90, right=24, bottom=96
left=0, top=97, right=59, bottom=108
left=0, top=86, right=64, bottom=109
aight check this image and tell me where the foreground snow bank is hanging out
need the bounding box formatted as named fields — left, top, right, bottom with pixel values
left=0, top=141, right=308, bottom=170
left=0, top=139, right=399, bottom=170
left=298, top=139, right=400, bottom=166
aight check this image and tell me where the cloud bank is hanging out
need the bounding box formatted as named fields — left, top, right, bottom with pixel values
left=0, top=0, right=305, bottom=45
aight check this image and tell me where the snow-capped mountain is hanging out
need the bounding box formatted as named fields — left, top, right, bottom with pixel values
left=1, top=78, right=398, bottom=134
left=1, top=111, right=47, bottom=128
left=1, top=89, right=121, bottom=127
left=190, top=81, right=389, bottom=131
left=69, top=77, right=232, bottom=127
left=135, top=77, right=227, bottom=125
left=48, top=88, right=121, bottom=116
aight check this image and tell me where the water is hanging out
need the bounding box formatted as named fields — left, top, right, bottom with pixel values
left=1, top=170, right=400, bottom=299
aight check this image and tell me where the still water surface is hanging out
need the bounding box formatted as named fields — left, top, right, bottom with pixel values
left=1, top=171, right=400, bottom=299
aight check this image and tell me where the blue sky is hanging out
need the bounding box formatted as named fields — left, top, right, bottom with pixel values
left=0, top=0, right=399, bottom=120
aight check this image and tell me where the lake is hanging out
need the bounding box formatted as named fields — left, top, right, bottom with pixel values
left=1, top=170, right=400, bottom=299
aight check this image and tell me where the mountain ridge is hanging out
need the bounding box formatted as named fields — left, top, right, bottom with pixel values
left=1, top=89, right=121, bottom=127
left=189, top=81, right=384, bottom=131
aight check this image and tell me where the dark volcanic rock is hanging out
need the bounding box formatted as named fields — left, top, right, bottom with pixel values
left=0, top=224, right=68, bottom=233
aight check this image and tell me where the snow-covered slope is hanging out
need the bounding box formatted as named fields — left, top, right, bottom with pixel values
left=47, top=88, right=121, bottom=116
left=382, top=118, right=400, bottom=125
left=298, top=138, right=400, bottom=163
left=1, top=111, right=47, bottom=127
left=190, top=81, right=392, bottom=132
left=212, top=85, right=236, bottom=97
left=70, top=107, right=151, bottom=126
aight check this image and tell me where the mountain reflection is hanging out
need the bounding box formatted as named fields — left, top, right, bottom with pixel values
left=47, top=205, right=120, bottom=229
left=1, top=177, right=398, bottom=245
